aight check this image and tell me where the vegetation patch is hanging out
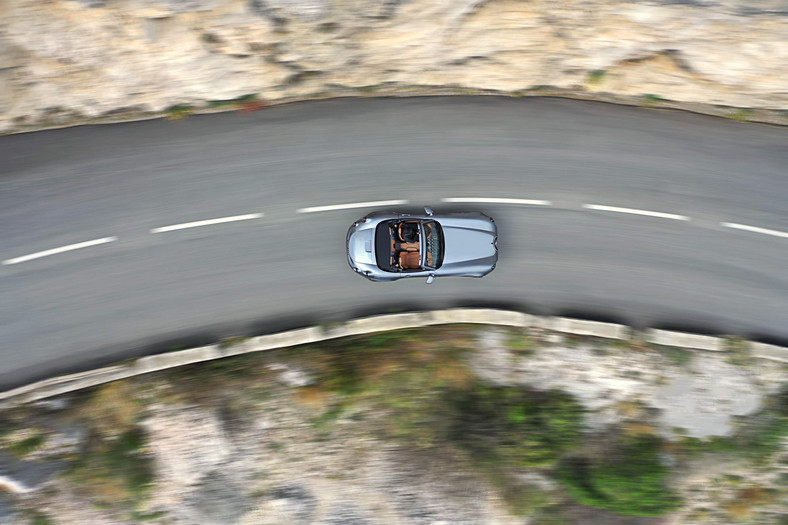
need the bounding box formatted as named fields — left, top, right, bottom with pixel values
left=27, top=511, right=55, bottom=525
left=728, top=108, right=752, bottom=122
left=641, top=93, right=665, bottom=105
left=652, top=344, right=694, bottom=367
left=65, top=425, right=154, bottom=508
left=164, top=104, right=194, bottom=120
left=673, top=386, right=787, bottom=463
left=451, top=385, right=585, bottom=467
left=557, top=434, right=679, bottom=516
left=724, top=336, right=751, bottom=366
left=7, top=431, right=47, bottom=457
left=586, top=69, right=607, bottom=85
left=505, top=329, right=536, bottom=354
left=1, top=325, right=784, bottom=522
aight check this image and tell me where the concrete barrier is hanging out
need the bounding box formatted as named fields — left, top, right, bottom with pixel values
left=551, top=318, right=628, bottom=340
left=1, top=309, right=785, bottom=407
left=134, top=345, right=222, bottom=374
left=751, top=342, right=788, bottom=363
left=645, top=329, right=725, bottom=352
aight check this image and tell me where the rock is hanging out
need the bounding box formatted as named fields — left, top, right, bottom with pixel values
left=0, top=494, right=19, bottom=523
left=30, top=423, right=86, bottom=459
left=142, top=406, right=231, bottom=487
left=493, top=338, right=773, bottom=438
left=175, top=470, right=251, bottom=525
left=1, top=0, right=787, bottom=132
left=267, top=484, right=317, bottom=525
left=319, top=503, right=373, bottom=525
left=266, top=363, right=313, bottom=387
left=31, top=397, right=70, bottom=411
left=257, top=0, right=328, bottom=21
left=0, top=451, right=62, bottom=493
left=652, top=354, right=762, bottom=438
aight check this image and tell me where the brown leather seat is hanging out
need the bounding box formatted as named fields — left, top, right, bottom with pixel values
left=396, top=242, right=419, bottom=252
left=399, top=251, right=421, bottom=270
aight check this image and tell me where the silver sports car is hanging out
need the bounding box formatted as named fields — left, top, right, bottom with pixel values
left=346, top=207, right=498, bottom=283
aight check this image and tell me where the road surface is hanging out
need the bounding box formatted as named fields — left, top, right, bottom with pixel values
left=1, top=97, right=786, bottom=389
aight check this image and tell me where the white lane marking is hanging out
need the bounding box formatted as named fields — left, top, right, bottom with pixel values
left=2, top=237, right=118, bottom=265
left=297, top=199, right=409, bottom=214
left=441, top=197, right=552, bottom=206
left=721, top=222, right=788, bottom=239
left=150, top=213, right=263, bottom=233
left=582, top=204, right=689, bottom=221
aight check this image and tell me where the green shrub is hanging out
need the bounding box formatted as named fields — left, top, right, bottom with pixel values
left=557, top=435, right=679, bottom=516
left=66, top=426, right=154, bottom=505
left=29, top=511, right=55, bottom=525
left=654, top=345, right=693, bottom=367
left=587, top=70, right=607, bottom=85
left=729, top=108, right=752, bottom=122
left=206, top=94, right=258, bottom=109
left=641, top=94, right=665, bottom=105
left=452, top=386, right=585, bottom=467
left=165, top=104, right=194, bottom=120
left=506, top=330, right=535, bottom=354
left=7, top=432, right=47, bottom=457
left=737, top=389, right=788, bottom=462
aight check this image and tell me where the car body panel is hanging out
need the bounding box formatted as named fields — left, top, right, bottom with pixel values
left=347, top=210, right=497, bottom=282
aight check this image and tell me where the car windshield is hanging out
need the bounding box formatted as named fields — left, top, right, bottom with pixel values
left=423, top=220, right=444, bottom=270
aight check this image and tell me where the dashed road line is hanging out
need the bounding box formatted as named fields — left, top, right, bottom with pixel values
left=441, top=197, right=552, bottom=206
left=2, top=237, right=118, bottom=265
left=582, top=204, right=689, bottom=221
left=297, top=199, right=409, bottom=214
left=150, top=213, right=264, bottom=233
left=721, top=222, right=788, bottom=239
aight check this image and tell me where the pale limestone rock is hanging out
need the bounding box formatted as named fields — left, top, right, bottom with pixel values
left=473, top=328, right=781, bottom=438
left=1, top=0, right=787, bottom=131
left=142, top=405, right=231, bottom=487
left=652, top=354, right=763, bottom=438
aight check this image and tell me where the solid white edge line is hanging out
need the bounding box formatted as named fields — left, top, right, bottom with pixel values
left=150, top=213, right=264, bottom=233
left=297, top=200, right=409, bottom=213
left=441, top=197, right=552, bottom=206
left=2, top=237, right=118, bottom=265
left=582, top=204, right=689, bottom=221
left=721, top=222, right=788, bottom=239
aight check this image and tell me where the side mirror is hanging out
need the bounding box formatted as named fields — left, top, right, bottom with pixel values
left=425, top=274, right=436, bottom=284
left=424, top=206, right=434, bottom=216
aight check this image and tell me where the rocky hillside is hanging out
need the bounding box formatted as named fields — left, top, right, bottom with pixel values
left=2, top=0, right=787, bottom=132
left=0, top=326, right=786, bottom=524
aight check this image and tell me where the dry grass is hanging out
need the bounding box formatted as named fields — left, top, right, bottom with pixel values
left=614, top=399, right=646, bottom=419
left=435, top=362, right=473, bottom=388
left=623, top=422, right=657, bottom=437
left=722, top=485, right=775, bottom=522
left=83, top=381, right=142, bottom=437
left=734, top=485, right=774, bottom=505
left=295, top=385, right=330, bottom=410
left=359, top=356, right=404, bottom=383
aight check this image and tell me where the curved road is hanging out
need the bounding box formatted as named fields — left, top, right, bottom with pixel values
left=1, top=97, right=787, bottom=389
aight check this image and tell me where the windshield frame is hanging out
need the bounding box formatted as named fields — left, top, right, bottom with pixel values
left=421, top=220, right=444, bottom=270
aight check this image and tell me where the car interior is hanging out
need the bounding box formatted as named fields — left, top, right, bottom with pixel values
left=390, top=221, right=422, bottom=271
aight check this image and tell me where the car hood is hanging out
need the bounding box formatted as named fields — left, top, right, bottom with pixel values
left=440, top=225, right=497, bottom=268
left=347, top=228, right=376, bottom=266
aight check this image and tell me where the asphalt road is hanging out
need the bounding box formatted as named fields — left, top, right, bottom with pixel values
left=1, top=97, right=787, bottom=390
